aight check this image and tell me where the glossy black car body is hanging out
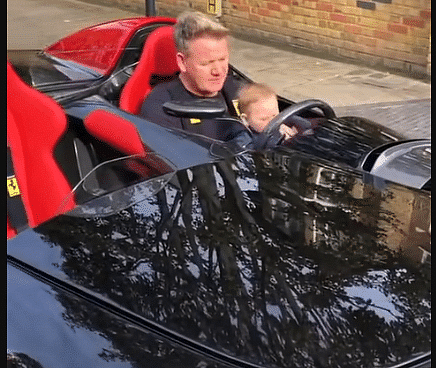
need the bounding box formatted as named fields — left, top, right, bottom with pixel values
left=8, top=148, right=431, bottom=368
left=8, top=17, right=431, bottom=368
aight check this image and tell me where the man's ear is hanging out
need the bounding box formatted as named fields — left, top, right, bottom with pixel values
left=176, top=52, right=187, bottom=73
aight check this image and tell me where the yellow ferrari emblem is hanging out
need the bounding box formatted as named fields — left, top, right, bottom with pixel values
left=7, top=176, right=21, bottom=197
left=190, top=118, right=202, bottom=125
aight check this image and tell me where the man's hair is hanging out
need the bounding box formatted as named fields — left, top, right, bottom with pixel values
left=237, top=83, right=277, bottom=114
left=174, top=11, right=229, bottom=54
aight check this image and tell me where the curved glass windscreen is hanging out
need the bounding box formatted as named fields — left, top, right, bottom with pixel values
left=59, top=153, right=175, bottom=218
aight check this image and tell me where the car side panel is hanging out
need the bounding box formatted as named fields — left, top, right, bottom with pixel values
left=7, top=261, right=227, bottom=368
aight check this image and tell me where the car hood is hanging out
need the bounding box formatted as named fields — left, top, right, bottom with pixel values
left=7, top=50, right=102, bottom=88
left=7, top=149, right=431, bottom=367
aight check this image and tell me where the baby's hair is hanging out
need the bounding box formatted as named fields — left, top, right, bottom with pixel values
left=238, top=83, right=277, bottom=114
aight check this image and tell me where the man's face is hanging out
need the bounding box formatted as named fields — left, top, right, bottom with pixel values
left=245, top=95, right=279, bottom=133
left=177, top=35, right=229, bottom=97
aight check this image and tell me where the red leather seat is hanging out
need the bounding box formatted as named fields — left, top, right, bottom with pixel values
left=7, top=61, right=75, bottom=237
left=119, top=25, right=179, bottom=115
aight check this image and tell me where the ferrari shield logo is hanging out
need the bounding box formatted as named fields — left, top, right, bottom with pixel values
left=7, top=177, right=20, bottom=197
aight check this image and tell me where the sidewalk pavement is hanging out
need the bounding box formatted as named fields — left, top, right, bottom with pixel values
left=7, top=0, right=431, bottom=139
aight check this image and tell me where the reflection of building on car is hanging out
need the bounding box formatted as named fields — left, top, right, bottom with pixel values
left=259, top=151, right=431, bottom=265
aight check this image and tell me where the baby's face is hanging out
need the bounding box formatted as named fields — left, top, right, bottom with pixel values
left=245, top=96, right=279, bottom=133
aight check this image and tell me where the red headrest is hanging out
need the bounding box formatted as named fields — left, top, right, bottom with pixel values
left=7, top=62, right=75, bottom=233
left=83, top=109, right=147, bottom=156
left=119, top=26, right=179, bottom=115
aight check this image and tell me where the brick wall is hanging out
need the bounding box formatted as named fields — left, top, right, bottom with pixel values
left=221, top=0, right=431, bottom=76
left=105, top=0, right=431, bottom=76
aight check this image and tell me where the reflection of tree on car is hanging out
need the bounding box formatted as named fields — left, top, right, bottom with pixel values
left=256, top=149, right=431, bottom=264
left=36, top=150, right=431, bottom=367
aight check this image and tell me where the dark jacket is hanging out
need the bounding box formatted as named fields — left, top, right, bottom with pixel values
left=139, top=75, right=251, bottom=144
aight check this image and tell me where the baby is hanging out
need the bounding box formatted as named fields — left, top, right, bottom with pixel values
left=237, top=83, right=297, bottom=140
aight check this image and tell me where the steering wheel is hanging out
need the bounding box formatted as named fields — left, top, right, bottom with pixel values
left=256, top=99, right=336, bottom=149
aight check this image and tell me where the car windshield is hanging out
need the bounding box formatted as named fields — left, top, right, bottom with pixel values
left=59, top=153, right=176, bottom=218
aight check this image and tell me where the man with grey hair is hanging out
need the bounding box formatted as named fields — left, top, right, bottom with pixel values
left=173, top=11, right=230, bottom=98
left=139, top=11, right=249, bottom=143
left=174, top=11, right=229, bottom=58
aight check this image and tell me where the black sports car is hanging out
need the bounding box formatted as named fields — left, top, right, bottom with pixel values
left=7, top=16, right=431, bottom=368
